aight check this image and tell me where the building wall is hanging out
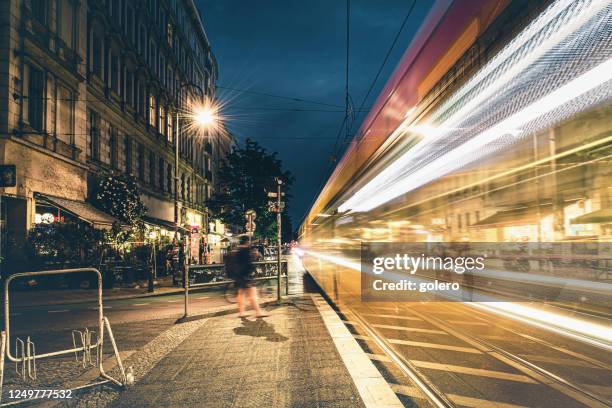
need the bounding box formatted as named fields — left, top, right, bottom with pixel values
left=0, top=0, right=223, bottom=239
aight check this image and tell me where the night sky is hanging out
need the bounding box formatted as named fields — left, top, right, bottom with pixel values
left=197, top=0, right=433, bottom=226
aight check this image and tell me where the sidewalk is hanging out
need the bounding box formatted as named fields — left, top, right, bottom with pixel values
left=107, top=296, right=366, bottom=408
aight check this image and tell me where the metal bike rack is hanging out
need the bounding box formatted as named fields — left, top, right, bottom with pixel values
left=1, top=268, right=129, bottom=405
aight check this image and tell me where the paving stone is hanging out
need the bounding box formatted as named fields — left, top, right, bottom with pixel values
left=105, top=296, right=365, bottom=408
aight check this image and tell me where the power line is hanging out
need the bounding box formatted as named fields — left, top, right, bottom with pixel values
left=228, top=106, right=368, bottom=113
left=344, top=0, right=354, bottom=143
left=353, top=0, right=417, bottom=143
left=216, top=85, right=343, bottom=108
left=298, top=0, right=417, bottom=227
left=329, top=0, right=353, bottom=165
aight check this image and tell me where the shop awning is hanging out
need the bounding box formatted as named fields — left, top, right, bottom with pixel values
left=471, top=205, right=551, bottom=228
left=35, top=193, right=120, bottom=229
left=143, top=215, right=190, bottom=233
left=571, top=208, right=612, bottom=224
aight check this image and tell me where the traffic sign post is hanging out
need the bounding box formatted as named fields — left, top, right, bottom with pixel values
left=275, top=179, right=282, bottom=301
left=245, top=210, right=256, bottom=242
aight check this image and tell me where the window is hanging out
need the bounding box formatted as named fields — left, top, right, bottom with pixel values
left=167, top=112, right=173, bottom=144
left=167, top=164, right=173, bottom=194
left=159, top=55, right=165, bottom=83
left=109, top=126, right=118, bottom=168
left=110, top=51, right=120, bottom=94
left=158, top=158, right=165, bottom=191
left=31, top=0, right=47, bottom=25
left=138, top=143, right=145, bottom=180
left=167, top=23, right=173, bottom=46
left=87, top=111, right=100, bottom=160
left=149, top=42, right=156, bottom=69
left=139, top=25, right=146, bottom=56
left=180, top=173, right=185, bottom=199
left=126, top=5, right=135, bottom=42
left=56, top=84, right=73, bottom=145
left=92, top=32, right=103, bottom=78
left=124, top=136, right=132, bottom=174
left=149, top=94, right=156, bottom=127
left=125, top=70, right=134, bottom=107
left=58, top=0, right=74, bottom=49
left=137, top=81, right=145, bottom=117
left=149, top=152, right=156, bottom=185
left=466, top=213, right=471, bottom=227
left=167, top=67, right=173, bottom=95
left=186, top=177, right=191, bottom=203
left=159, top=105, right=166, bottom=136
left=112, top=0, right=120, bottom=20
left=26, top=65, right=45, bottom=132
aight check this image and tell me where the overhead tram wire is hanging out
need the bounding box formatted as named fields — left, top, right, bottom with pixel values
left=330, top=0, right=353, bottom=164
left=299, top=0, right=418, bottom=228
left=228, top=106, right=369, bottom=113
left=215, top=85, right=344, bottom=109
left=302, top=0, right=353, bottom=227
left=352, top=0, right=417, bottom=144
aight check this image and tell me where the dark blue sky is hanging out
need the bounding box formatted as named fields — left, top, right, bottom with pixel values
left=197, top=0, right=433, bottom=226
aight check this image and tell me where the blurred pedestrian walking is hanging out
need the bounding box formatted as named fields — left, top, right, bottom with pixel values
left=225, top=235, right=268, bottom=318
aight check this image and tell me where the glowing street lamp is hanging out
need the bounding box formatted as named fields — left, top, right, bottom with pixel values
left=172, top=83, right=221, bottom=286
left=193, top=105, right=217, bottom=127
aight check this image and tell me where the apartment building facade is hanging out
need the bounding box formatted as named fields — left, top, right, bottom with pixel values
left=0, top=0, right=229, bottom=249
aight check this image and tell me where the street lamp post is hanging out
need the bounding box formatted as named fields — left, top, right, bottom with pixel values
left=177, top=91, right=221, bottom=320
left=172, top=82, right=209, bottom=286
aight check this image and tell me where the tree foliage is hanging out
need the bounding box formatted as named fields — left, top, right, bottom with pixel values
left=209, top=139, right=293, bottom=241
left=91, top=173, right=147, bottom=242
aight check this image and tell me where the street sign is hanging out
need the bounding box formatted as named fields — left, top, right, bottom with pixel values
left=268, top=201, right=285, bottom=213
left=267, top=192, right=285, bottom=198
left=245, top=209, right=256, bottom=220
left=0, top=165, right=16, bottom=187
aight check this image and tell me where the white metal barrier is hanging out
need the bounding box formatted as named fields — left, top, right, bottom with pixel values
left=1, top=268, right=130, bottom=405
left=181, top=260, right=288, bottom=319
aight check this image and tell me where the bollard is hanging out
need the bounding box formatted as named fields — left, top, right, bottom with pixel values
left=285, top=262, right=289, bottom=296
left=183, top=266, right=190, bottom=319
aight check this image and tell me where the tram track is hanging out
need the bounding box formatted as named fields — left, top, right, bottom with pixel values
left=406, top=305, right=611, bottom=408
left=338, top=301, right=612, bottom=408
left=346, top=307, right=455, bottom=408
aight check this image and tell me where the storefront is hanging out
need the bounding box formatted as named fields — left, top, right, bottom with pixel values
left=34, top=193, right=118, bottom=229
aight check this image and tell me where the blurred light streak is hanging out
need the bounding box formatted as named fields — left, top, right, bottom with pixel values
left=338, top=0, right=611, bottom=212
left=348, top=57, right=612, bottom=212
left=303, top=250, right=612, bottom=350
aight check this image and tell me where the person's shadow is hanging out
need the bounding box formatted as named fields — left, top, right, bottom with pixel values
left=233, top=318, right=288, bottom=342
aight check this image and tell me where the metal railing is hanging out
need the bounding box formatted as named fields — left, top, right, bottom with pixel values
left=181, top=260, right=288, bottom=319
left=1, top=268, right=130, bottom=405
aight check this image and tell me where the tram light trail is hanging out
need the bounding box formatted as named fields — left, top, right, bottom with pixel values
left=302, top=249, right=612, bottom=349
left=338, top=0, right=612, bottom=213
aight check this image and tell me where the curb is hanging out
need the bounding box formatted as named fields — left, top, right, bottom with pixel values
left=11, top=286, right=200, bottom=308
left=311, top=293, right=404, bottom=408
